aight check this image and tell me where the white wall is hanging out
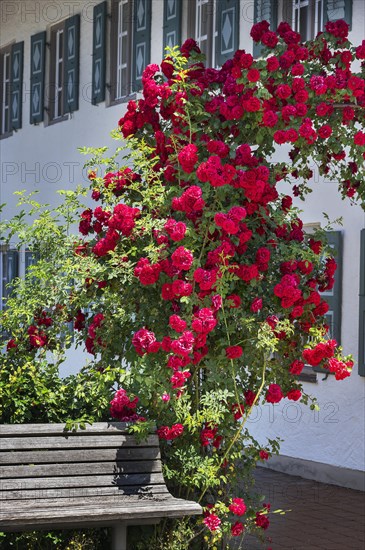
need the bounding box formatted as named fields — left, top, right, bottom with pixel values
left=1, top=0, right=364, bottom=475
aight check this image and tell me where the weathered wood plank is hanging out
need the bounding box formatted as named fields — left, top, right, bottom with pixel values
left=0, top=484, right=170, bottom=500
left=1, top=472, right=165, bottom=491
left=0, top=422, right=137, bottom=437
left=0, top=460, right=162, bottom=479
left=0, top=493, right=174, bottom=510
left=0, top=435, right=157, bottom=451
left=0, top=499, right=202, bottom=530
left=0, top=447, right=160, bottom=465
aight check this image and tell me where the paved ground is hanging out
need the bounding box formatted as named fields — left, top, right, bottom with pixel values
left=238, top=468, right=365, bottom=550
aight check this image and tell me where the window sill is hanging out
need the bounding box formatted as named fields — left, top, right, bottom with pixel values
left=108, top=93, right=137, bottom=107
left=0, top=131, right=13, bottom=140
left=47, top=114, right=69, bottom=126
left=297, top=365, right=318, bottom=383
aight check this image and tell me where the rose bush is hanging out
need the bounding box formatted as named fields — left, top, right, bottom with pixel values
left=1, top=18, right=364, bottom=549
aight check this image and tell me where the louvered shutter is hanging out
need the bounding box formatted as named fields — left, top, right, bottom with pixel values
left=132, top=0, right=151, bottom=92
left=10, top=42, right=23, bottom=130
left=63, top=14, right=80, bottom=114
left=315, top=231, right=343, bottom=373
left=163, top=0, right=182, bottom=54
left=92, top=1, right=107, bottom=105
left=324, top=0, right=352, bottom=28
left=253, top=0, right=278, bottom=58
left=359, top=229, right=365, bottom=376
left=30, top=31, right=46, bottom=124
left=215, top=0, right=239, bottom=67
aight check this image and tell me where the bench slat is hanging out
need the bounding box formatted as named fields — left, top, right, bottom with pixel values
left=0, top=493, right=173, bottom=510
left=1, top=484, right=170, bottom=501
left=0, top=499, right=202, bottom=530
left=0, top=435, right=157, bottom=451
left=0, top=422, right=132, bottom=437
left=1, top=472, right=165, bottom=491
left=0, top=447, right=160, bottom=465
left=0, top=460, right=161, bottom=479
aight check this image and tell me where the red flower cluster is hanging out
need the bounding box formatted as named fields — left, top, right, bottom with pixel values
left=110, top=388, right=144, bottom=422
left=229, top=497, right=247, bottom=516
left=157, top=423, right=184, bottom=440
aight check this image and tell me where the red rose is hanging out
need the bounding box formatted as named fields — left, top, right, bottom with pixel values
left=286, top=389, right=302, bottom=401
left=251, top=297, right=263, bottom=312
left=229, top=497, right=247, bottom=516
left=169, top=315, right=187, bottom=333
left=289, top=360, right=304, bottom=375
left=266, top=383, right=284, bottom=404
left=255, top=512, right=270, bottom=530
left=231, top=521, right=244, bottom=536
left=259, top=450, right=270, bottom=460
left=178, top=144, right=199, bottom=173
left=354, top=131, right=365, bottom=146
left=226, top=346, right=243, bottom=359
left=171, top=246, right=194, bottom=271
left=203, top=513, right=221, bottom=532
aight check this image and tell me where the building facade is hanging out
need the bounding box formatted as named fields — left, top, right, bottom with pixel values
left=1, top=0, right=364, bottom=489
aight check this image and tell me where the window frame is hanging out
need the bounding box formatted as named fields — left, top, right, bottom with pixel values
left=283, top=0, right=325, bottom=41
left=187, top=0, right=216, bottom=68
left=48, top=20, right=68, bottom=124
left=109, top=0, right=135, bottom=105
left=0, top=44, right=13, bottom=139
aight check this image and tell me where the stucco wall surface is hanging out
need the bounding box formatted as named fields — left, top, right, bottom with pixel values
left=0, top=0, right=364, bottom=474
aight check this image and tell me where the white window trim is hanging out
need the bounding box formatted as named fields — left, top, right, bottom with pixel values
left=1, top=52, right=10, bottom=134
left=116, top=0, right=130, bottom=99
left=54, top=28, right=64, bottom=119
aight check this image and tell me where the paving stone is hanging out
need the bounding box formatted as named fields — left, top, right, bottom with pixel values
left=230, top=468, right=365, bottom=549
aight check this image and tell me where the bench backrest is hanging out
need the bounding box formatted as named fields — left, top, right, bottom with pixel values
left=0, top=423, right=167, bottom=502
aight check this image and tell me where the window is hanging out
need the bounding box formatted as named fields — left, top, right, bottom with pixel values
left=283, top=0, right=324, bottom=41
left=187, top=0, right=239, bottom=68
left=50, top=22, right=64, bottom=120
left=0, top=45, right=12, bottom=136
left=0, top=249, right=19, bottom=310
left=188, top=0, right=216, bottom=66
left=110, top=0, right=151, bottom=102
left=48, top=15, right=80, bottom=122
left=0, top=41, right=23, bottom=137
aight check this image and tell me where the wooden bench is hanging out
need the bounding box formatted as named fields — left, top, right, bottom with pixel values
left=0, top=422, right=202, bottom=549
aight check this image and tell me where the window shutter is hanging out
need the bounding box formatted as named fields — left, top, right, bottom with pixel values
left=92, top=1, right=107, bottom=105
left=315, top=231, right=343, bottom=373
left=163, top=0, right=182, bottom=54
left=324, top=0, right=352, bottom=28
left=132, top=0, right=152, bottom=92
left=359, top=229, right=365, bottom=376
left=253, top=0, right=278, bottom=58
left=30, top=31, right=46, bottom=124
left=10, top=42, right=24, bottom=130
left=215, top=0, right=239, bottom=67
left=63, top=14, right=80, bottom=114
left=4, top=250, right=19, bottom=300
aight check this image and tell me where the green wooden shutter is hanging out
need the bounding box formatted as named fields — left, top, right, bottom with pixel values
left=324, top=0, right=352, bottom=28
left=30, top=31, right=46, bottom=124
left=163, top=0, right=182, bottom=54
left=132, top=0, right=152, bottom=92
left=10, top=42, right=24, bottom=130
left=359, top=229, right=365, bottom=376
left=63, top=14, right=80, bottom=114
left=315, top=231, right=343, bottom=373
left=92, top=1, right=107, bottom=105
left=253, top=0, right=278, bottom=58
left=215, top=0, right=239, bottom=67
